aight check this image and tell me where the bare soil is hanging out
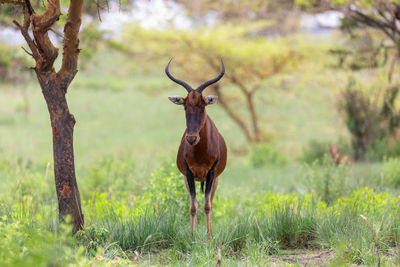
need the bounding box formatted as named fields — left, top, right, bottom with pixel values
left=270, top=250, right=335, bottom=266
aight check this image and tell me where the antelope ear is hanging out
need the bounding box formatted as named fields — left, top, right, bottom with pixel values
left=205, top=95, right=218, bottom=105
left=168, top=96, right=184, bottom=105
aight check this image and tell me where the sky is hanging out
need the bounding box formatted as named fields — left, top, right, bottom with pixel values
left=0, top=0, right=343, bottom=46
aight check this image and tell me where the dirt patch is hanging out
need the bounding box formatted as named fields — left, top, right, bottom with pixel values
left=271, top=250, right=334, bottom=266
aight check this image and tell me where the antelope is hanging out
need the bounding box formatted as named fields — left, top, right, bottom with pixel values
left=329, top=144, right=353, bottom=166
left=165, top=58, right=227, bottom=239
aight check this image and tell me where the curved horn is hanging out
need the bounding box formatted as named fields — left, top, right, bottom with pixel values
left=196, top=58, right=225, bottom=93
left=165, top=58, right=193, bottom=93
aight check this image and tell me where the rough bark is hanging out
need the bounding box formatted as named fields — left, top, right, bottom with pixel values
left=2, top=0, right=85, bottom=232
left=39, top=73, right=84, bottom=232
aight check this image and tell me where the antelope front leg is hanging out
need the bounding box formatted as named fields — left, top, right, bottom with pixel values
left=205, top=161, right=218, bottom=239
left=185, top=162, right=197, bottom=234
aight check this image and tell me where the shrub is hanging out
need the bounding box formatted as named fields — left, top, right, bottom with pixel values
left=303, top=155, right=352, bottom=204
left=340, top=79, right=382, bottom=161
left=76, top=225, right=109, bottom=256
left=81, top=155, right=137, bottom=198
left=0, top=44, right=33, bottom=83
left=382, top=157, right=400, bottom=187
left=366, top=138, right=400, bottom=161
left=142, top=162, right=188, bottom=213
left=302, top=140, right=329, bottom=164
left=249, top=143, right=287, bottom=167
left=0, top=216, right=87, bottom=266
left=339, top=79, right=400, bottom=161
left=331, top=187, right=399, bottom=217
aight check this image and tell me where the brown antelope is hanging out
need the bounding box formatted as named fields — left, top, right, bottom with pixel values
left=165, top=58, right=227, bottom=239
left=329, top=144, right=353, bottom=166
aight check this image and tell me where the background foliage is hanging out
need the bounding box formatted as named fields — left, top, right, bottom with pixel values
left=1, top=0, right=400, bottom=265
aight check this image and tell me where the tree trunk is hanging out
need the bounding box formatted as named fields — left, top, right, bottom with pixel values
left=212, top=84, right=254, bottom=142
left=246, top=92, right=261, bottom=142
left=38, top=72, right=84, bottom=232
left=3, top=0, right=85, bottom=232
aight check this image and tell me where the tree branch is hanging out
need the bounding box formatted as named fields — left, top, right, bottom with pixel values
left=24, top=0, right=33, bottom=15
left=12, top=5, right=40, bottom=61
left=0, top=0, right=23, bottom=5
left=30, top=0, right=60, bottom=72
left=58, top=0, right=84, bottom=88
left=21, top=46, right=34, bottom=57
left=213, top=84, right=254, bottom=142
left=31, top=0, right=60, bottom=32
left=350, top=9, right=398, bottom=44
left=203, top=54, right=261, bottom=142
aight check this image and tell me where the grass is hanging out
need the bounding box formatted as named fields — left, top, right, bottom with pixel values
left=1, top=48, right=400, bottom=265
left=0, top=47, right=351, bottom=164
left=1, top=154, right=400, bottom=265
left=3, top=157, right=400, bottom=266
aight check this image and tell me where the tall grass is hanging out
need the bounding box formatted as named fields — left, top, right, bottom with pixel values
left=0, top=155, right=400, bottom=265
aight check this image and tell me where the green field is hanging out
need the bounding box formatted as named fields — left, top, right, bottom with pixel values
left=1, top=48, right=400, bottom=266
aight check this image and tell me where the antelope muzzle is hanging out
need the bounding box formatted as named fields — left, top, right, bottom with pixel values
left=186, top=134, right=199, bottom=145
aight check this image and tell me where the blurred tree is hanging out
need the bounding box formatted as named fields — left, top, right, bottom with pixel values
left=298, top=1, right=400, bottom=81
left=340, top=78, right=400, bottom=160
left=176, top=0, right=330, bottom=35
left=329, top=30, right=390, bottom=70
left=0, top=0, right=131, bottom=24
left=298, top=0, right=400, bottom=159
left=337, top=0, right=400, bottom=82
left=176, top=0, right=292, bottom=20
left=0, top=0, right=85, bottom=232
left=177, top=0, right=330, bottom=20
left=0, top=44, right=33, bottom=82
left=124, top=24, right=304, bottom=143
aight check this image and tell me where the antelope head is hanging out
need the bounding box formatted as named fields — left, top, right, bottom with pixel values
left=166, top=58, right=225, bottom=146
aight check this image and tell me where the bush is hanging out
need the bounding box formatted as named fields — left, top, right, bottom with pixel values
left=339, top=79, right=400, bottom=162
left=340, top=79, right=381, bottom=161
left=142, top=162, right=188, bottom=213
left=366, top=138, right=400, bottom=161
left=76, top=225, right=109, bottom=256
left=81, top=155, right=137, bottom=198
left=303, top=155, right=352, bottom=204
left=0, top=215, right=87, bottom=266
left=382, top=157, right=400, bottom=187
left=0, top=44, right=33, bottom=83
left=249, top=143, right=287, bottom=167
left=302, top=140, right=330, bottom=164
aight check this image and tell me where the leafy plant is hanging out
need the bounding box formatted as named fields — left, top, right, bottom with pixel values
left=302, top=140, right=330, bottom=164
left=249, top=143, right=287, bottom=167
left=142, top=162, right=188, bottom=213
left=76, top=225, right=109, bottom=256
left=303, top=155, right=352, bottom=204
